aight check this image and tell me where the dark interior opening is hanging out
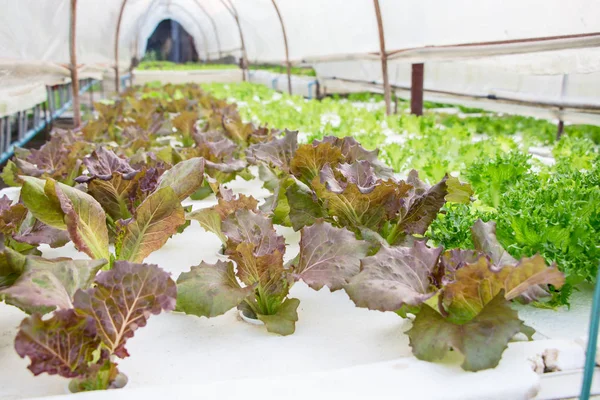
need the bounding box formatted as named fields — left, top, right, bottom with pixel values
left=144, top=19, right=198, bottom=63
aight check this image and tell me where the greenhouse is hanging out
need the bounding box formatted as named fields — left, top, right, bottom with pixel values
left=0, top=1, right=599, bottom=399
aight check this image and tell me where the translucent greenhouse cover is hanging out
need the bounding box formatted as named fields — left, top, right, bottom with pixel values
left=0, top=0, right=599, bottom=114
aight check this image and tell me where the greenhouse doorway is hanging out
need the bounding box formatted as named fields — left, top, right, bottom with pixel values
left=144, top=19, right=198, bottom=63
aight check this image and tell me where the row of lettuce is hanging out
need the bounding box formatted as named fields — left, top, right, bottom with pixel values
left=0, top=82, right=574, bottom=391
left=136, top=60, right=317, bottom=76
left=204, top=82, right=600, bottom=306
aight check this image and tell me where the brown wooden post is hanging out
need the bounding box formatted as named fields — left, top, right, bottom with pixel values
left=270, top=0, right=292, bottom=95
left=220, top=0, right=248, bottom=81
left=411, top=63, right=424, bottom=116
left=69, top=0, right=81, bottom=128
left=373, top=0, right=391, bottom=115
left=114, top=0, right=129, bottom=92
left=193, top=0, right=223, bottom=59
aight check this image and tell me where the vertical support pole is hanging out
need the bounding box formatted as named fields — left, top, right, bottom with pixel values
left=0, top=117, right=4, bottom=154
left=70, top=0, right=81, bottom=128
left=270, top=0, right=292, bottom=95
left=373, top=0, right=391, bottom=115
left=5, top=117, right=12, bottom=152
left=114, top=0, right=129, bottom=93
left=411, top=63, right=424, bottom=116
left=557, top=73, right=568, bottom=140
left=42, top=100, right=49, bottom=138
left=89, top=79, right=95, bottom=110
left=220, top=0, right=248, bottom=81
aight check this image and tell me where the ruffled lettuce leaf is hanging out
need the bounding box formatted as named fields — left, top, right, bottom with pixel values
left=13, top=214, right=70, bottom=249
left=73, top=261, right=176, bottom=358
left=172, top=111, right=198, bottom=147
left=75, top=147, right=138, bottom=183
left=11, top=134, right=85, bottom=185
left=15, top=309, right=105, bottom=378
left=290, top=220, right=370, bottom=291
left=345, top=241, right=443, bottom=311
left=442, top=255, right=565, bottom=323
left=0, top=252, right=105, bottom=313
left=155, top=157, right=205, bottom=201
left=176, top=260, right=253, bottom=318
left=15, top=261, right=175, bottom=384
left=290, top=142, right=344, bottom=186
left=316, top=136, right=394, bottom=179
left=313, top=161, right=411, bottom=234
left=115, top=186, right=185, bottom=263
left=407, top=293, right=526, bottom=371
left=246, top=130, right=298, bottom=173
left=22, top=177, right=109, bottom=260
left=186, top=188, right=258, bottom=244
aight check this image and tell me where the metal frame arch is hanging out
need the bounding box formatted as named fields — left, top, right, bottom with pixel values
left=373, top=0, right=392, bottom=115
left=219, top=0, right=248, bottom=81
left=70, top=0, right=81, bottom=127
left=114, top=0, right=130, bottom=92
left=270, top=0, right=292, bottom=94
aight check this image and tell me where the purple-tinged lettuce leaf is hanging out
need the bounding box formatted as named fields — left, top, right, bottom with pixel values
left=73, top=261, right=176, bottom=358
left=246, top=130, right=298, bottom=173
left=442, top=255, right=565, bottom=323
left=313, top=164, right=410, bottom=233
left=172, top=111, right=198, bottom=139
left=1, top=256, right=105, bottom=313
left=14, top=216, right=70, bottom=249
left=470, top=220, right=564, bottom=304
left=115, top=186, right=185, bottom=263
left=222, top=112, right=253, bottom=146
left=290, top=142, right=344, bottom=186
left=315, top=136, right=394, bottom=179
left=504, top=255, right=565, bottom=303
left=186, top=190, right=258, bottom=244
left=22, top=177, right=109, bottom=260
left=176, top=260, right=253, bottom=318
left=345, top=241, right=443, bottom=311
left=229, top=241, right=287, bottom=295
left=86, top=174, right=138, bottom=221
left=194, top=131, right=237, bottom=162
left=0, top=196, right=28, bottom=235
left=222, top=209, right=285, bottom=257
left=75, top=147, right=138, bottom=183
left=256, top=297, right=300, bottom=336
left=387, top=171, right=449, bottom=244
left=156, top=157, right=205, bottom=201
left=407, top=293, right=525, bottom=371
left=15, top=309, right=105, bottom=378
left=434, top=249, right=480, bottom=287
left=14, top=137, right=72, bottom=178
left=291, top=221, right=370, bottom=291
left=471, top=219, right=517, bottom=267
left=50, top=179, right=110, bottom=261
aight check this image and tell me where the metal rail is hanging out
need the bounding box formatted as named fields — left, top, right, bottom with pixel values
left=0, top=79, right=99, bottom=165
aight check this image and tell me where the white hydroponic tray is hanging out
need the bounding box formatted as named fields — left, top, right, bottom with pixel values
left=0, top=174, right=597, bottom=400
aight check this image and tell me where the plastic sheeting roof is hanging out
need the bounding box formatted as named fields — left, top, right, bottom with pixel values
left=0, top=0, right=599, bottom=72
